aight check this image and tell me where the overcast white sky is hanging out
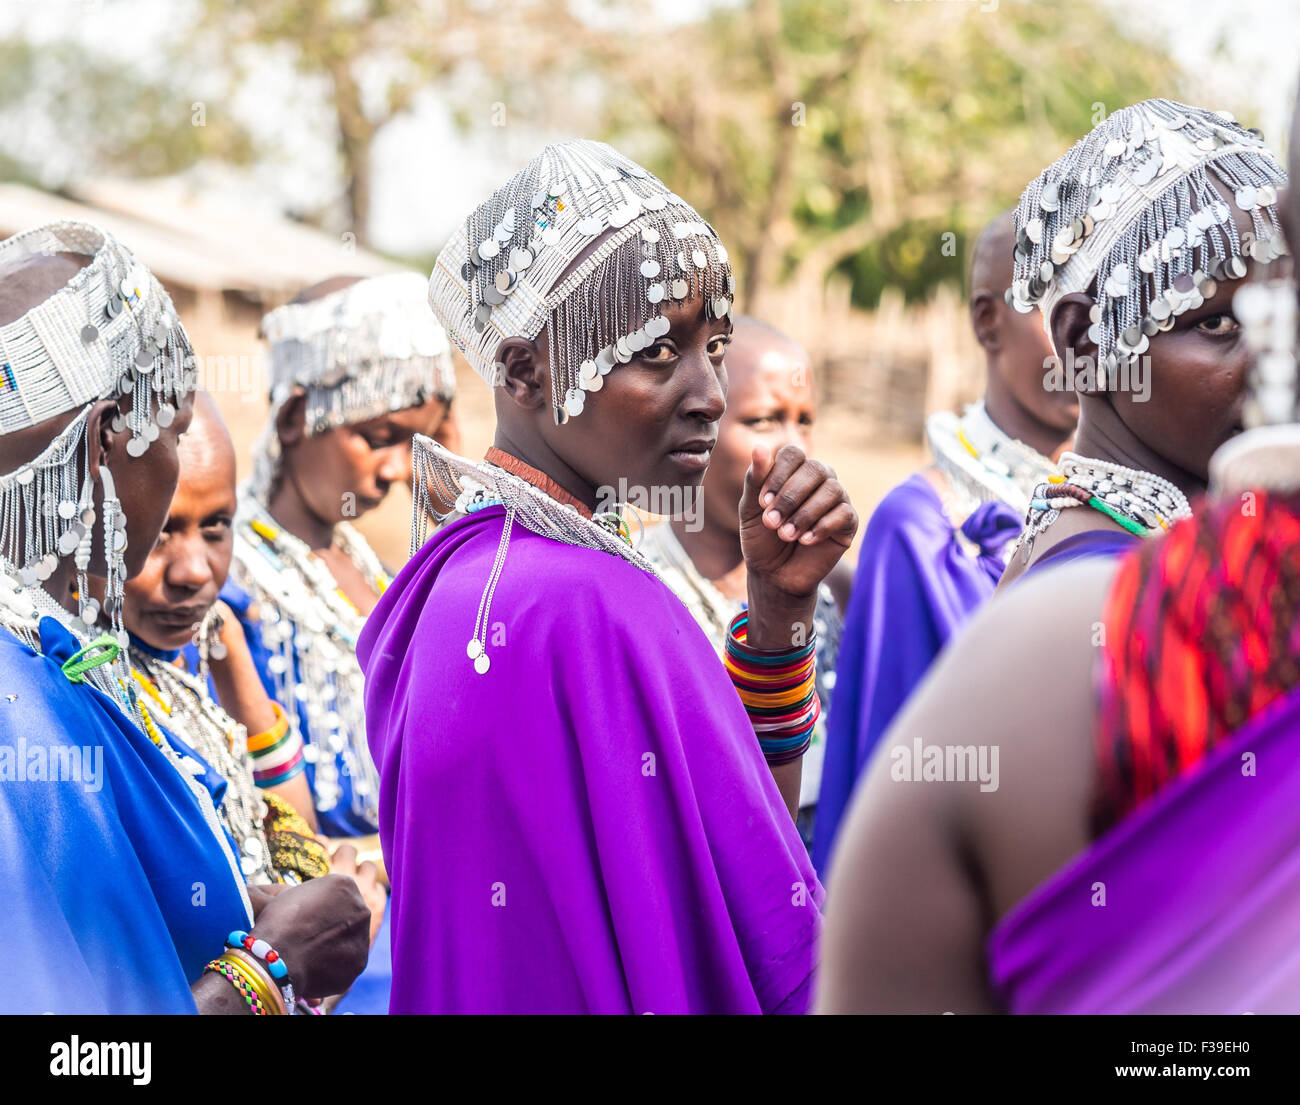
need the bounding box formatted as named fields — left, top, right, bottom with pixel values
left=1, top=0, right=1296, bottom=257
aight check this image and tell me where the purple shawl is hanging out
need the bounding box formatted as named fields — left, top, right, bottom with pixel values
left=988, top=683, right=1300, bottom=1014
left=357, top=506, right=821, bottom=1014
left=813, top=475, right=1020, bottom=872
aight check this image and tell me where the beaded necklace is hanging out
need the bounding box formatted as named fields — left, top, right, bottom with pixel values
left=129, top=643, right=277, bottom=885
left=0, top=562, right=131, bottom=709
left=926, top=400, right=1060, bottom=519
left=412, top=438, right=656, bottom=675
left=1019, top=452, right=1193, bottom=560
left=229, top=495, right=384, bottom=826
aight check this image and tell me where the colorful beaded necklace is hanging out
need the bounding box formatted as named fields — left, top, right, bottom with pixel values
left=1020, top=453, right=1192, bottom=558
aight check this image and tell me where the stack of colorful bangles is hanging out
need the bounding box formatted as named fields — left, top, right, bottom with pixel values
left=723, top=612, right=819, bottom=765
left=247, top=702, right=305, bottom=788
left=203, top=930, right=305, bottom=1015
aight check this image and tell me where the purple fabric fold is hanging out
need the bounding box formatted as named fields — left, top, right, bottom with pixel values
left=962, top=499, right=1025, bottom=557
left=357, top=505, right=822, bottom=1014
left=988, top=683, right=1300, bottom=1014
left=813, top=475, right=1019, bottom=872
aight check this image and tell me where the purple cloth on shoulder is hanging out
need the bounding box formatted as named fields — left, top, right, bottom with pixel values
left=813, top=475, right=1020, bottom=872
left=357, top=505, right=821, bottom=1014
left=988, top=684, right=1300, bottom=1013
left=1023, top=528, right=1141, bottom=577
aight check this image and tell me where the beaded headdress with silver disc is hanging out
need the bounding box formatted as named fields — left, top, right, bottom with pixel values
left=427, top=138, right=735, bottom=425
left=417, top=139, right=736, bottom=675
left=249, top=271, right=456, bottom=501
left=1011, top=99, right=1287, bottom=378
left=0, top=220, right=195, bottom=707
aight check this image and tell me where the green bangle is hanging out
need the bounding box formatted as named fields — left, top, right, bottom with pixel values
left=61, top=633, right=122, bottom=684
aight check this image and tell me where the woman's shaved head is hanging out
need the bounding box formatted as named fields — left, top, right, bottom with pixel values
left=0, top=251, right=91, bottom=327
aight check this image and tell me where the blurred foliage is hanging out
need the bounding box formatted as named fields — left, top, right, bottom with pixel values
left=196, top=0, right=462, bottom=246
left=536, top=0, right=1191, bottom=310
left=1, top=0, right=1196, bottom=310
left=0, top=37, right=254, bottom=187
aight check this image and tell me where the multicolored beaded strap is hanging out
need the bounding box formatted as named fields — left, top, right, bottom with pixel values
left=203, top=957, right=270, bottom=1015
left=228, top=930, right=297, bottom=1013
left=1029, top=476, right=1152, bottom=537
left=723, top=612, right=819, bottom=765
left=1023, top=458, right=1193, bottom=554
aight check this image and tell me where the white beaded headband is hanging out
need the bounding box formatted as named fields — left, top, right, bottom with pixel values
left=249, top=272, right=456, bottom=500
left=1012, top=99, right=1287, bottom=375
left=0, top=220, right=193, bottom=446
left=428, top=138, right=734, bottom=424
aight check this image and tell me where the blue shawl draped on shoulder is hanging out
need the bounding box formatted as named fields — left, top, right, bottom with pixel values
left=0, top=618, right=250, bottom=1013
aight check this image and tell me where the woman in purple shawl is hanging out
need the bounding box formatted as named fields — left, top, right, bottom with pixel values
left=358, top=140, right=857, bottom=1014
left=817, top=98, right=1294, bottom=1014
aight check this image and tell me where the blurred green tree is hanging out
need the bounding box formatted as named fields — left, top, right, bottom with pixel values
left=191, top=0, right=1194, bottom=306
left=535, top=0, right=1190, bottom=314
left=0, top=37, right=253, bottom=187
left=196, top=0, right=479, bottom=247
left=8, top=0, right=1197, bottom=311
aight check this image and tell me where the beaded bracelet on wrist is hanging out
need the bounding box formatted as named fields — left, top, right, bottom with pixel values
left=204, top=956, right=271, bottom=1015
left=228, top=930, right=297, bottom=1013
left=724, top=612, right=819, bottom=765
left=247, top=702, right=306, bottom=787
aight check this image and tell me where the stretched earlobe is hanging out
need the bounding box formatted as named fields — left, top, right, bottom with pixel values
left=1050, top=293, right=1098, bottom=362
left=276, top=389, right=308, bottom=447
left=87, top=398, right=118, bottom=480
left=495, top=337, right=547, bottom=410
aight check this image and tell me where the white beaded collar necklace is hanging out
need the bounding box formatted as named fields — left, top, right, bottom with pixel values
left=926, top=400, right=1060, bottom=519
left=230, top=494, right=383, bottom=823
left=1018, top=452, right=1193, bottom=561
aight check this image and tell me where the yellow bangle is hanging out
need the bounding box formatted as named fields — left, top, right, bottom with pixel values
left=246, top=702, right=290, bottom=752
left=222, top=950, right=286, bottom=1015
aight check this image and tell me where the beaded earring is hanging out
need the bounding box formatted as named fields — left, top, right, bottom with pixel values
left=97, top=464, right=128, bottom=650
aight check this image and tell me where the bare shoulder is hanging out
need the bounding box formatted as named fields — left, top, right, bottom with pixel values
left=818, top=555, right=1118, bottom=1012
left=907, top=556, right=1118, bottom=906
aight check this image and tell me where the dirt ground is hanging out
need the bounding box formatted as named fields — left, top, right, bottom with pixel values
left=213, top=354, right=926, bottom=571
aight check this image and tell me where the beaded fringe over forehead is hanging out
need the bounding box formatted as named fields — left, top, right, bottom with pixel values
left=1012, top=99, right=1287, bottom=373
left=0, top=220, right=194, bottom=602
left=249, top=272, right=457, bottom=501
left=260, top=271, right=456, bottom=432
left=428, top=138, right=735, bottom=424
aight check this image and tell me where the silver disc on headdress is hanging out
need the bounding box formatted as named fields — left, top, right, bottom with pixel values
left=0, top=220, right=196, bottom=714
